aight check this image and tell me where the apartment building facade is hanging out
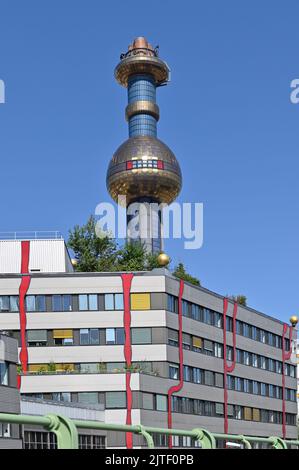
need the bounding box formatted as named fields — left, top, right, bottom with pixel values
left=0, top=333, right=22, bottom=448
left=0, top=238, right=297, bottom=448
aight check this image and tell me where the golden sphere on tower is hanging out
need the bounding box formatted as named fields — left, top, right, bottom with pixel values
left=157, top=253, right=170, bottom=267
left=289, top=315, right=298, bottom=327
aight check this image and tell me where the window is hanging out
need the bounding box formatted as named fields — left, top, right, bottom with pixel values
left=203, top=308, right=213, bottom=325
left=53, top=329, right=73, bottom=345
left=235, top=377, right=243, bottom=392
left=193, top=368, right=202, bottom=384
left=252, top=354, right=258, bottom=368
left=182, top=333, right=191, bottom=350
left=192, top=336, right=202, bottom=351
left=234, top=405, right=242, bottom=420
left=24, top=431, right=57, bottom=449
left=191, top=304, right=201, bottom=321
left=252, top=381, right=259, bottom=395
left=131, top=328, right=151, bottom=344
left=244, top=351, right=251, bottom=366
left=252, top=408, right=260, bottom=422
left=167, top=295, right=178, bottom=313
left=104, top=293, right=124, bottom=310
left=203, top=339, right=213, bottom=354
left=243, top=379, right=250, bottom=393
left=183, top=365, right=192, bottom=382
left=226, top=346, right=233, bottom=361
left=79, top=328, right=100, bottom=345
left=156, top=394, right=167, bottom=411
left=244, top=323, right=251, bottom=338
left=226, top=317, right=233, bottom=332
left=204, top=401, right=213, bottom=416
left=168, top=329, right=178, bottom=347
left=169, top=364, right=179, bottom=380
left=182, top=300, right=189, bottom=317
left=260, top=330, right=266, bottom=343
left=215, top=403, right=224, bottom=415
left=131, top=293, right=150, bottom=310
left=0, top=423, right=10, bottom=438
left=79, top=294, right=98, bottom=311
left=52, top=392, right=71, bottom=402
left=215, top=312, right=223, bottom=328
left=215, top=373, right=224, bottom=388
left=106, top=328, right=125, bottom=345
left=79, top=435, right=105, bottom=449
left=27, top=330, right=47, bottom=347
left=106, top=391, right=126, bottom=408
left=0, top=362, right=8, bottom=385
left=10, top=296, right=19, bottom=312
left=204, top=370, right=214, bottom=386
left=227, top=375, right=234, bottom=390
left=79, top=363, right=101, bottom=373
left=52, top=295, right=72, bottom=312
left=214, top=343, right=223, bottom=358
left=0, top=296, right=10, bottom=312
left=236, top=320, right=243, bottom=335
left=143, top=393, right=154, bottom=410
left=26, top=295, right=46, bottom=312
left=106, top=362, right=123, bottom=372
left=78, top=392, right=99, bottom=405
left=244, top=407, right=252, bottom=421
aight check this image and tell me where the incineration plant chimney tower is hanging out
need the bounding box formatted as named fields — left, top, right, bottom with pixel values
left=106, top=37, right=182, bottom=253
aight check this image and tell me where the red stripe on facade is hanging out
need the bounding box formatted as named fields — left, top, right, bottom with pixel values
left=223, top=298, right=238, bottom=434
left=121, top=273, right=134, bottom=449
left=167, top=279, right=184, bottom=448
left=282, top=323, right=293, bottom=439
left=18, top=241, right=31, bottom=389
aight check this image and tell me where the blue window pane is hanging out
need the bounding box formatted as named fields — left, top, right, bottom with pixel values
left=26, top=296, right=36, bottom=312
left=0, top=296, right=10, bottom=312
left=116, top=328, right=125, bottom=344
left=89, top=295, right=98, bottom=311
left=90, top=329, right=99, bottom=345
left=80, top=329, right=89, bottom=345
left=52, top=295, right=62, bottom=312
left=79, top=295, right=88, bottom=311
left=106, top=329, right=115, bottom=344
left=36, top=295, right=46, bottom=312
left=114, top=294, right=124, bottom=310
left=63, top=295, right=72, bottom=312
left=105, top=294, right=114, bottom=310
left=10, top=296, right=19, bottom=312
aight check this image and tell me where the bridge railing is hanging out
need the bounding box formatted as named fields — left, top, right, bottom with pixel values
left=0, top=412, right=298, bottom=449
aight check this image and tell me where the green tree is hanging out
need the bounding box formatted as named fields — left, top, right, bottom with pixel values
left=68, top=216, right=118, bottom=272
left=172, top=262, right=200, bottom=286
left=230, top=295, right=247, bottom=306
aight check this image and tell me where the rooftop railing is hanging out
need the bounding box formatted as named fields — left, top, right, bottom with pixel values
left=0, top=412, right=298, bottom=449
left=0, top=231, right=63, bottom=240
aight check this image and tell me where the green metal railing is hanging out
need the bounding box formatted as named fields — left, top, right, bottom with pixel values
left=0, top=412, right=298, bottom=449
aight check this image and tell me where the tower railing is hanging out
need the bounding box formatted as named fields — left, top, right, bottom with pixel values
left=0, top=412, right=298, bottom=449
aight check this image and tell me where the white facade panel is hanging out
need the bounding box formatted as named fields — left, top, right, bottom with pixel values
left=0, top=310, right=167, bottom=330
left=27, top=275, right=123, bottom=294
left=21, top=373, right=140, bottom=394
left=0, top=239, right=72, bottom=274
left=0, top=241, right=21, bottom=273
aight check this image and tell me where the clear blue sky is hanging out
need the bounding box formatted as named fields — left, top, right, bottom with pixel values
left=0, top=1, right=298, bottom=322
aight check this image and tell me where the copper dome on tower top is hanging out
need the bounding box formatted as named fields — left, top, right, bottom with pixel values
left=115, top=36, right=170, bottom=87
